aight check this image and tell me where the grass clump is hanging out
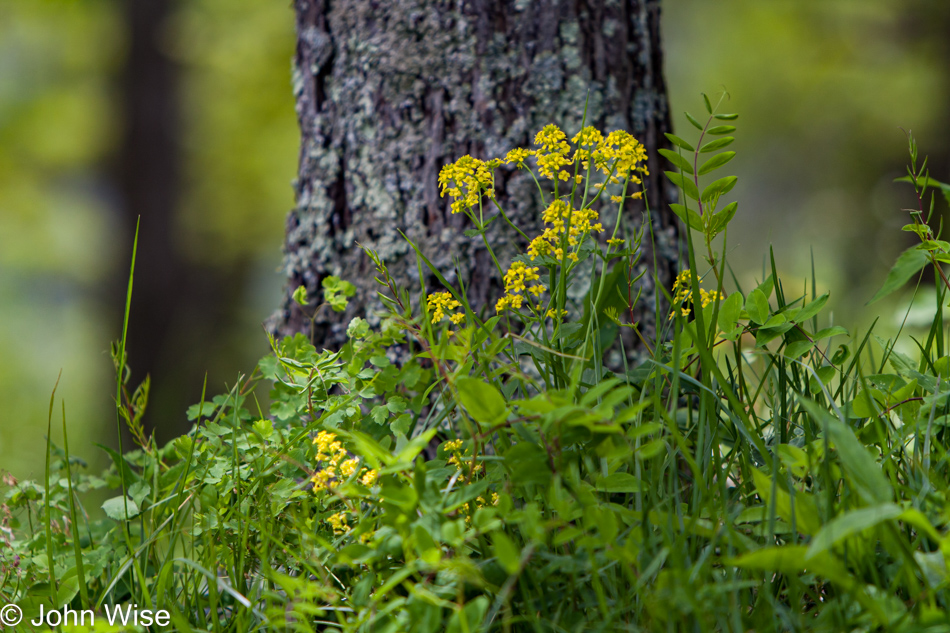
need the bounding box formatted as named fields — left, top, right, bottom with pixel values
left=3, top=94, right=950, bottom=632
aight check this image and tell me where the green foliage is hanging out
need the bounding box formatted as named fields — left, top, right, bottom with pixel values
left=5, top=100, right=950, bottom=632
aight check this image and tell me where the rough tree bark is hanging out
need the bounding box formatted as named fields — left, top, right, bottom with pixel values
left=270, top=0, right=680, bottom=355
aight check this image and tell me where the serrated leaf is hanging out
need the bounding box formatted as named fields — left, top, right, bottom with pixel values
left=701, top=176, right=738, bottom=202
left=699, top=136, right=735, bottom=153
left=868, top=245, right=929, bottom=304
left=684, top=111, right=704, bottom=131
left=706, top=125, right=736, bottom=135
left=664, top=133, right=695, bottom=152
left=658, top=149, right=694, bottom=175
left=670, top=203, right=704, bottom=231
left=664, top=171, right=699, bottom=200
left=698, top=151, right=736, bottom=175
left=463, top=228, right=485, bottom=238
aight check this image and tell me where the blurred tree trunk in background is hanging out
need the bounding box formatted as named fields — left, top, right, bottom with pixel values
left=115, top=0, right=239, bottom=443
left=270, top=0, right=680, bottom=356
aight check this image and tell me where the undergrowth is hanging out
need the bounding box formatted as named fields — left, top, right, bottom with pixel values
left=3, top=94, right=950, bottom=632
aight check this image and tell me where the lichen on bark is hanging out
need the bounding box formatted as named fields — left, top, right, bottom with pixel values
left=270, top=0, right=680, bottom=355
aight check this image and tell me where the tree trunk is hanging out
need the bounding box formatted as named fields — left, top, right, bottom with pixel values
left=270, top=0, right=680, bottom=355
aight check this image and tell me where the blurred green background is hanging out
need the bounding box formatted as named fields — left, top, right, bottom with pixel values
left=1, top=0, right=947, bottom=480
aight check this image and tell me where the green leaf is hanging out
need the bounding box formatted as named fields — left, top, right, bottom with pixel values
left=701, top=176, right=738, bottom=203
left=706, top=125, right=736, bottom=135
left=102, top=496, right=141, bottom=521
left=751, top=469, right=821, bottom=535
left=595, top=472, right=642, bottom=493
left=665, top=171, right=699, bottom=200
left=709, top=201, right=738, bottom=236
left=670, top=203, right=703, bottom=231
left=664, top=133, right=695, bottom=152
left=714, top=112, right=739, bottom=120
left=702, top=92, right=712, bottom=114
left=793, top=293, right=828, bottom=323
left=806, top=503, right=903, bottom=560
left=492, top=532, right=521, bottom=575
left=698, top=151, right=736, bottom=175
left=746, top=288, right=769, bottom=324
left=814, top=325, right=848, bottom=340
left=784, top=340, right=815, bottom=360
left=292, top=285, right=308, bottom=306
left=867, top=245, right=929, bottom=304
left=809, top=366, right=837, bottom=394
left=699, top=136, right=735, bottom=153
left=798, top=398, right=893, bottom=504
left=717, top=292, right=743, bottom=332
left=658, top=149, right=694, bottom=175
left=456, top=377, right=508, bottom=426
left=684, top=111, right=704, bottom=131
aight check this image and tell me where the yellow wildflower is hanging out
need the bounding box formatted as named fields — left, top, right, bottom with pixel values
left=427, top=291, right=462, bottom=324
left=360, top=469, right=378, bottom=486
left=327, top=511, right=349, bottom=535
left=438, top=155, right=497, bottom=214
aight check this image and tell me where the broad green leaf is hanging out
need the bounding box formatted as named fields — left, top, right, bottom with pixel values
left=809, top=366, right=837, bottom=394
left=456, top=377, right=508, bottom=426
left=102, top=496, right=141, bottom=521
left=814, top=325, right=848, bottom=340
left=901, top=223, right=930, bottom=238
left=784, top=340, right=815, bottom=360
left=492, top=532, right=521, bottom=575
left=658, top=149, right=694, bottom=175
left=706, top=125, right=736, bottom=135
left=793, top=293, right=828, bottom=323
left=867, top=245, right=929, bottom=304
left=665, top=171, right=699, bottom=200
left=746, top=288, right=769, bottom=324
left=594, top=472, right=642, bottom=493
left=670, top=203, right=703, bottom=231
left=806, top=503, right=903, bottom=560
left=698, top=151, right=736, bottom=175
left=664, top=133, right=695, bottom=152
left=699, top=136, right=735, bottom=153
left=701, top=176, right=738, bottom=202
left=717, top=292, right=743, bottom=332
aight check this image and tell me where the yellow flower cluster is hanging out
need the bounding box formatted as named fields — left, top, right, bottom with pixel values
left=327, top=511, right=349, bottom=535
left=527, top=200, right=604, bottom=262
left=311, top=430, right=378, bottom=493
left=443, top=439, right=483, bottom=481
left=437, top=155, right=500, bottom=214
left=534, top=124, right=573, bottom=181
left=495, top=261, right=545, bottom=313
left=669, top=269, right=725, bottom=319
left=427, top=291, right=464, bottom=325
